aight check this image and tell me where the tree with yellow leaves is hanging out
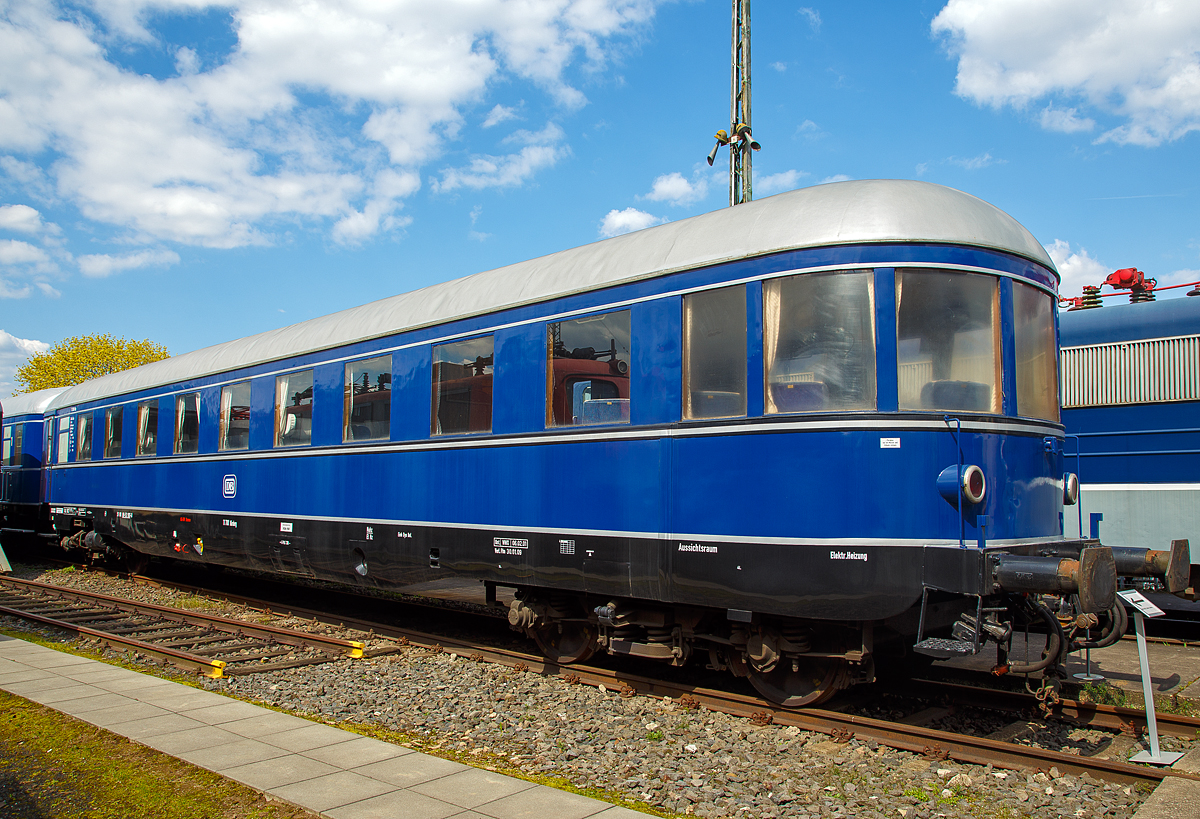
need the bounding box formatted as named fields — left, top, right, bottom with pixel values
left=13, top=334, right=169, bottom=394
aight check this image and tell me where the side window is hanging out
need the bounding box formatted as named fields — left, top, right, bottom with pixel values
left=344, top=355, right=391, bottom=442
left=684, top=285, right=747, bottom=419
left=432, top=338, right=493, bottom=435
left=275, top=370, right=314, bottom=447
left=175, top=392, right=200, bottom=454
left=2, top=424, right=21, bottom=466
left=56, top=417, right=70, bottom=464
left=76, top=413, right=93, bottom=462
left=547, top=310, right=631, bottom=427
left=104, top=406, right=123, bottom=459
left=764, top=271, right=877, bottom=414
left=136, top=400, right=158, bottom=456
left=219, top=382, right=251, bottom=451
left=1013, top=282, right=1059, bottom=422
left=896, top=269, right=1000, bottom=414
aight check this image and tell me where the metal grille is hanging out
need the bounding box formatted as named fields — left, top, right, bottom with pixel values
left=1061, top=334, right=1200, bottom=407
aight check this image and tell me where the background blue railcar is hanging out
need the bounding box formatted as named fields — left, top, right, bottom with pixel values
left=1059, top=297, right=1200, bottom=566
left=1, top=388, right=64, bottom=539
left=9, top=180, right=1167, bottom=706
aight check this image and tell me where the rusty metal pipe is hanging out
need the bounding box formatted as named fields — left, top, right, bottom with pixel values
left=1110, top=539, right=1190, bottom=593
left=993, top=546, right=1116, bottom=613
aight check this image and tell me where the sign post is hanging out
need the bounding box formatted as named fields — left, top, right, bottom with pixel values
left=1117, top=589, right=1184, bottom=765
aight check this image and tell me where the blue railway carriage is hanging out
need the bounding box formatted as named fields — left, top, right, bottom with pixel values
left=1059, top=297, right=1199, bottom=579
left=27, top=180, right=1180, bottom=706
left=1, top=388, right=65, bottom=542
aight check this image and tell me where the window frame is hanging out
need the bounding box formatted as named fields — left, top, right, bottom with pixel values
left=683, top=284, right=748, bottom=421
left=174, top=392, right=201, bottom=454
left=274, top=370, right=315, bottom=448
left=545, top=309, right=632, bottom=428
left=104, top=406, right=123, bottom=459
left=219, top=382, right=251, bottom=452
left=431, top=337, right=494, bottom=436
left=76, top=412, right=93, bottom=462
left=136, top=400, right=159, bottom=457
left=343, top=355, right=392, bottom=443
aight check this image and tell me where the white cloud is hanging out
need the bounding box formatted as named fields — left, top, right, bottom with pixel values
left=0, top=328, right=49, bottom=394
left=435, top=122, right=567, bottom=191
left=949, top=152, right=1003, bottom=170
left=0, top=204, right=51, bottom=234
left=818, top=174, right=851, bottom=184
left=1046, top=239, right=1111, bottom=297
left=482, top=104, right=519, bottom=128
left=643, top=171, right=707, bottom=206
left=771, top=61, right=786, bottom=73
left=599, top=207, right=662, bottom=237
left=756, top=170, right=807, bottom=196
left=933, top=0, right=1200, bottom=146
left=794, top=119, right=824, bottom=139
left=77, top=249, right=181, bottom=278
left=0, top=239, right=50, bottom=266
left=1039, top=106, right=1095, bottom=134
left=0, top=0, right=661, bottom=248
left=1157, top=268, right=1200, bottom=295
left=798, top=8, right=821, bottom=32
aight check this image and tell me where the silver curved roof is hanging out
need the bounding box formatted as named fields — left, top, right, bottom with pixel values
left=2, top=388, right=66, bottom=419
left=49, top=179, right=1055, bottom=412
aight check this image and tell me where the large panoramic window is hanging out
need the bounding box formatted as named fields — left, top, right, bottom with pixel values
left=432, top=338, right=493, bottom=435
left=344, top=355, right=391, bottom=441
left=764, top=271, right=877, bottom=414
left=76, top=413, right=93, bottom=462
left=896, top=270, right=1000, bottom=414
left=1014, top=282, right=1059, bottom=422
left=683, top=285, right=747, bottom=420
left=219, top=383, right=251, bottom=451
left=275, top=370, right=314, bottom=447
left=547, top=310, right=631, bottom=427
left=175, top=392, right=200, bottom=454
left=104, top=406, right=123, bottom=459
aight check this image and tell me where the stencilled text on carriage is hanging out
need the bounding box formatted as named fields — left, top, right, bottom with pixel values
left=494, top=537, right=529, bottom=555
left=830, top=551, right=868, bottom=562
left=678, top=543, right=718, bottom=553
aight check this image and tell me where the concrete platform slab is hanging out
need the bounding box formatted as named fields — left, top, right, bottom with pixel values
left=219, top=753, right=341, bottom=790
left=269, top=770, right=398, bottom=812
left=353, top=754, right=470, bottom=789
left=68, top=701, right=171, bottom=727
left=131, top=686, right=227, bottom=711
left=260, top=722, right=365, bottom=753
left=324, top=789, right=463, bottom=819
left=109, top=712, right=208, bottom=739
left=57, top=665, right=147, bottom=684
left=302, top=735, right=411, bottom=767
left=473, top=785, right=608, bottom=819
left=138, top=725, right=247, bottom=756
left=411, top=768, right=535, bottom=810
left=2, top=674, right=91, bottom=696
left=179, top=737, right=294, bottom=772
left=182, top=699, right=274, bottom=725
left=35, top=690, right=131, bottom=711
left=219, top=712, right=314, bottom=739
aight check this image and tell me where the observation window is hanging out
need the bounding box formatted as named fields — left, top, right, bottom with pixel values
left=684, top=286, right=747, bottom=419
left=764, top=271, right=877, bottom=414
left=344, top=355, right=391, bottom=442
left=175, top=392, right=200, bottom=454
left=547, top=310, right=631, bottom=427
left=76, top=413, right=92, bottom=462
left=2, top=424, right=21, bottom=466
left=1013, top=283, right=1060, bottom=422
left=432, top=338, right=493, bottom=435
left=275, top=370, right=314, bottom=447
left=896, top=269, right=1000, bottom=414
left=219, top=382, right=250, bottom=451
left=56, top=417, right=70, bottom=464
left=104, top=406, right=123, bottom=459
left=136, top=400, right=158, bottom=456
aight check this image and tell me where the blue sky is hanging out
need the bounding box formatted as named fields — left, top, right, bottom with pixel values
left=2, top=0, right=1198, bottom=394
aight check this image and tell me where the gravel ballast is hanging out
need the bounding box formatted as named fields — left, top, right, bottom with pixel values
left=4, top=564, right=1164, bottom=818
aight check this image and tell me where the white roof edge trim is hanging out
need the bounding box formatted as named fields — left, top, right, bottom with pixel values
left=1, top=388, right=67, bottom=418
left=49, top=180, right=1056, bottom=412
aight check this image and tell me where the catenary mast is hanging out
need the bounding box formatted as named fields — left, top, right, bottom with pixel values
left=707, top=0, right=760, bottom=205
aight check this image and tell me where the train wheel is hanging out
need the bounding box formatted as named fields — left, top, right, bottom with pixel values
left=746, top=657, right=848, bottom=708
left=533, top=621, right=597, bottom=665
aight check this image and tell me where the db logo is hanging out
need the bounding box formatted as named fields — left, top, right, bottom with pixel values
left=222, top=474, right=237, bottom=498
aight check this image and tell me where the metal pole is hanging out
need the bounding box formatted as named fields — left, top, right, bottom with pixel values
left=1128, top=609, right=1182, bottom=764
left=730, top=0, right=751, bottom=205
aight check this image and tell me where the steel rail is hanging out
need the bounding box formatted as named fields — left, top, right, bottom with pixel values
left=908, top=678, right=1200, bottom=740
left=0, top=576, right=365, bottom=657
left=99, top=573, right=1195, bottom=788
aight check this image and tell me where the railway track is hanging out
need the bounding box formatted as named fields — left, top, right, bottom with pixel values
left=6, top=563, right=1198, bottom=788
left=81, top=568, right=1200, bottom=787
left=0, top=576, right=374, bottom=678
